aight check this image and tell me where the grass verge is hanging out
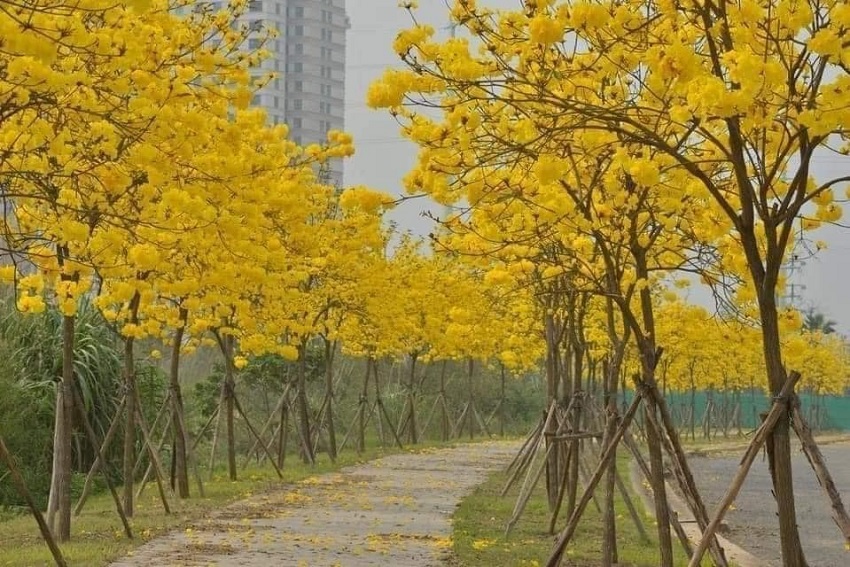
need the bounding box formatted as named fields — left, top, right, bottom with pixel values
left=451, top=454, right=702, bottom=567
left=0, top=440, right=473, bottom=567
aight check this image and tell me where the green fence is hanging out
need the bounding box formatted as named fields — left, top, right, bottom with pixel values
left=621, top=389, right=850, bottom=432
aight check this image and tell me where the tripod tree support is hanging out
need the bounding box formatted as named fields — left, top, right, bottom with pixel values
left=546, top=386, right=645, bottom=567
left=688, top=371, right=801, bottom=567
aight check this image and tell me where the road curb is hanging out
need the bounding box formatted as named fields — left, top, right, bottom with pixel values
left=683, top=434, right=850, bottom=458
left=628, top=460, right=771, bottom=567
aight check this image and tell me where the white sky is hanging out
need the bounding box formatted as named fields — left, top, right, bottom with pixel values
left=343, top=0, right=850, bottom=334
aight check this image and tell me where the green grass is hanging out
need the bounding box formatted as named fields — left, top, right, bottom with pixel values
left=451, top=455, right=703, bottom=567
left=0, top=439, right=476, bottom=567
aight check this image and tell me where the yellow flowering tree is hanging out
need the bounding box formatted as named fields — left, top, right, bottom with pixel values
left=0, top=0, right=272, bottom=540
left=371, top=1, right=850, bottom=563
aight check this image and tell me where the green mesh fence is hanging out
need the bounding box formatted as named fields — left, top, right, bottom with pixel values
left=620, top=389, right=850, bottom=432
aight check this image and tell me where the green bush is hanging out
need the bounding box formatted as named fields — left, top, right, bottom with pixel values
left=0, top=296, right=169, bottom=507
left=0, top=368, right=55, bottom=508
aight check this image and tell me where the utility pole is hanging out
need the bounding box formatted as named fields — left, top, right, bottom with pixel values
left=780, top=222, right=807, bottom=309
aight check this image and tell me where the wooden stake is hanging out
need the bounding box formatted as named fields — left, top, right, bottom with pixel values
left=74, top=396, right=125, bottom=515
left=242, top=385, right=290, bottom=469
left=546, top=388, right=644, bottom=567
left=688, top=371, right=801, bottom=567
left=233, top=395, right=284, bottom=479
left=133, top=389, right=172, bottom=514
left=615, top=466, right=649, bottom=543
left=506, top=418, right=545, bottom=475
left=0, top=435, right=68, bottom=567
left=548, top=440, right=574, bottom=534
left=643, top=385, right=728, bottom=567
left=378, top=399, right=405, bottom=449
left=71, top=388, right=133, bottom=540
left=207, top=387, right=226, bottom=478
left=136, top=412, right=173, bottom=499
left=790, top=393, right=850, bottom=545
left=503, top=403, right=556, bottom=497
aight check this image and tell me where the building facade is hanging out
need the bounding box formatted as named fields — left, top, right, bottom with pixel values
left=207, top=1, right=348, bottom=186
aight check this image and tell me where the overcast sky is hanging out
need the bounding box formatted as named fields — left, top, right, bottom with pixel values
left=342, top=0, right=850, bottom=334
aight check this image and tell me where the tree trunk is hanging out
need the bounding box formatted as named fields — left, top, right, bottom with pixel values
left=121, top=292, right=141, bottom=516
left=407, top=353, right=419, bottom=444
left=358, top=358, right=371, bottom=453
left=499, top=363, right=506, bottom=437
left=297, top=343, right=315, bottom=464
left=47, top=313, right=75, bottom=541
left=169, top=318, right=189, bottom=498
left=122, top=334, right=137, bottom=517
left=601, top=357, right=619, bottom=567
left=689, top=374, right=697, bottom=441
left=645, top=391, right=675, bottom=567
left=467, top=358, right=475, bottom=440
left=221, top=335, right=237, bottom=480
left=323, top=338, right=337, bottom=461
left=565, top=325, right=584, bottom=520
left=760, top=293, right=807, bottom=567
left=634, top=248, right=673, bottom=567
left=440, top=360, right=450, bottom=442
left=544, top=313, right=562, bottom=511
left=601, top=294, right=630, bottom=566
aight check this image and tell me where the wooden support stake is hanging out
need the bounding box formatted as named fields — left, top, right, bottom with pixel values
left=790, top=393, right=850, bottom=546
left=419, top=395, right=444, bottom=438
left=548, top=441, right=574, bottom=535
left=192, top=405, right=219, bottom=451
left=377, top=399, right=404, bottom=449
left=642, top=387, right=727, bottom=566
left=450, top=402, right=470, bottom=440
left=671, top=510, right=694, bottom=559
left=547, top=432, right=604, bottom=442
left=136, top=412, right=173, bottom=499
left=132, top=393, right=171, bottom=478
left=688, top=371, right=801, bottom=567
left=207, top=388, right=226, bottom=477
left=71, top=388, right=133, bottom=540
left=503, top=403, right=556, bottom=497
left=233, top=395, right=284, bottom=479
left=133, top=390, right=172, bottom=514
left=472, top=402, right=492, bottom=438
left=577, top=455, right=602, bottom=514
left=615, top=467, right=650, bottom=543
left=506, top=418, right=545, bottom=475
left=75, top=396, right=125, bottom=515
left=546, top=388, right=644, bottom=567
left=242, top=385, right=290, bottom=469
left=0, top=435, right=68, bottom=567
left=505, top=439, right=550, bottom=536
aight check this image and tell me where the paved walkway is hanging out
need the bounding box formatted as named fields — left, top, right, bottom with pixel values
left=690, top=441, right=850, bottom=567
left=111, top=441, right=520, bottom=567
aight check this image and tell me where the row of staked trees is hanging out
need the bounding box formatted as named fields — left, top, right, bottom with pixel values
left=369, top=0, right=850, bottom=566
left=1, top=1, right=849, bottom=566
left=0, top=1, right=546, bottom=549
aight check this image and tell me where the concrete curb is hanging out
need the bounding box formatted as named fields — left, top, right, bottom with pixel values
left=628, top=460, right=771, bottom=567
left=683, top=434, right=850, bottom=459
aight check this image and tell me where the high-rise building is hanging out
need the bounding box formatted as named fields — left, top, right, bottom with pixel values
left=205, top=1, right=348, bottom=186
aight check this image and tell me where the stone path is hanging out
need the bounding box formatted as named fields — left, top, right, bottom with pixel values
left=111, top=441, right=520, bottom=567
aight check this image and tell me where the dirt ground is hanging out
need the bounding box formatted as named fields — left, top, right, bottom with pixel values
left=110, top=440, right=520, bottom=567
left=690, top=441, right=850, bottom=567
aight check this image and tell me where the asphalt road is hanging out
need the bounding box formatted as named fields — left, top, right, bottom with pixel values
left=690, top=442, right=850, bottom=567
